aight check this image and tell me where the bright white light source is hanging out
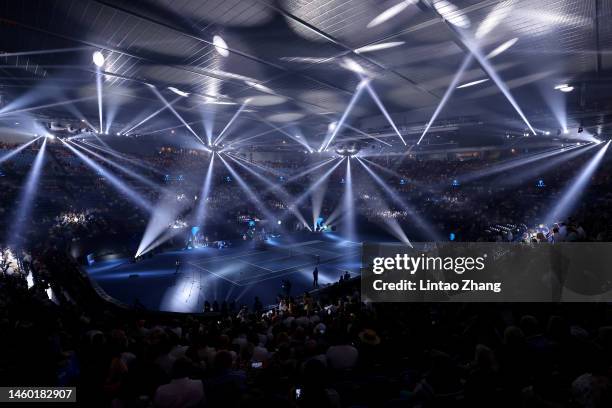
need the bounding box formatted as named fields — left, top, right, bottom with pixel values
left=92, top=51, right=105, bottom=67
left=554, top=84, right=569, bottom=90
left=476, top=1, right=514, bottom=39
left=486, top=37, right=518, bottom=59
left=213, top=35, right=229, bottom=57
left=245, top=81, right=274, bottom=94
left=340, top=58, right=367, bottom=75
left=205, top=100, right=238, bottom=105
left=433, top=0, right=471, bottom=28
left=456, top=78, right=489, bottom=89
left=559, top=86, right=574, bottom=93
left=354, top=41, right=405, bottom=54
left=277, top=220, right=282, bottom=225
left=328, top=122, right=337, bottom=132
left=367, top=1, right=416, bottom=28
left=168, top=87, right=190, bottom=97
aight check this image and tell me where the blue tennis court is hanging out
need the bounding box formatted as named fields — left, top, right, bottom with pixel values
left=85, top=234, right=361, bottom=312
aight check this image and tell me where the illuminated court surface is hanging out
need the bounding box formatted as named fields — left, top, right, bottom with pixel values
left=85, top=234, right=361, bottom=312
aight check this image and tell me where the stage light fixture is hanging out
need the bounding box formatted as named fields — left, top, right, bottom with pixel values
left=92, top=51, right=105, bottom=67
left=354, top=41, right=405, bottom=54
left=456, top=78, right=489, bottom=89
left=433, top=0, right=471, bottom=28
left=367, top=0, right=416, bottom=28
left=486, top=38, right=518, bottom=59
left=340, top=58, right=367, bottom=75
left=213, top=35, right=229, bottom=57
left=168, top=87, right=190, bottom=97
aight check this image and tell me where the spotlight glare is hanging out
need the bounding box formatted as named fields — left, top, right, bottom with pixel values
left=544, top=141, right=610, bottom=224
left=434, top=0, right=471, bottom=28
left=340, top=58, right=367, bottom=75
left=92, top=51, right=105, bottom=67
left=456, top=78, right=489, bottom=89
left=367, top=0, right=416, bottom=28
left=320, top=83, right=366, bottom=151
left=148, top=86, right=209, bottom=149
left=559, top=86, right=574, bottom=93
left=476, top=1, right=514, bottom=39
left=418, top=55, right=472, bottom=145
left=354, top=41, right=405, bottom=54
left=245, top=81, right=274, bottom=94
left=486, top=38, right=518, bottom=59
left=168, top=87, right=190, bottom=97
left=8, top=138, right=47, bottom=248
left=364, top=83, right=407, bottom=145
left=213, top=35, right=230, bottom=57
left=61, top=140, right=153, bottom=212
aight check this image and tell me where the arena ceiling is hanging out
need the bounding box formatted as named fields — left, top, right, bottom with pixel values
left=0, top=0, right=611, bottom=149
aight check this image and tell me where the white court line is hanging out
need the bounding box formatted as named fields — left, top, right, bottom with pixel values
left=189, top=246, right=360, bottom=287
left=188, top=262, right=241, bottom=286
left=190, top=248, right=313, bottom=266
left=189, top=250, right=263, bottom=266
left=190, top=244, right=334, bottom=266
left=239, top=260, right=277, bottom=272
left=239, top=250, right=361, bottom=286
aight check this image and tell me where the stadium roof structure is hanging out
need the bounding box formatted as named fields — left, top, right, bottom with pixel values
left=1, top=0, right=611, bottom=150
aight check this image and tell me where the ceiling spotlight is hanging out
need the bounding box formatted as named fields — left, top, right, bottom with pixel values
left=354, top=41, right=405, bottom=54
left=116, top=132, right=120, bottom=136
left=92, top=51, right=105, bottom=67
left=340, top=58, right=367, bottom=75
left=367, top=0, right=416, bottom=28
left=545, top=131, right=551, bottom=135
left=486, top=38, right=518, bottom=59
left=168, top=87, right=190, bottom=97
left=559, top=86, right=574, bottom=93
left=563, top=129, right=569, bottom=134
left=554, top=84, right=569, bottom=90
left=456, top=78, right=489, bottom=89
left=245, top=81, right=274, bottom=94
left=433, top=0, right=471, bottom=28
left=213, top=35, right=229, bottom=57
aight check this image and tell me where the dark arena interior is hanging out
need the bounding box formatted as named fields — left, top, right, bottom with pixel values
left=2, top=0, right=612, bottom=406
